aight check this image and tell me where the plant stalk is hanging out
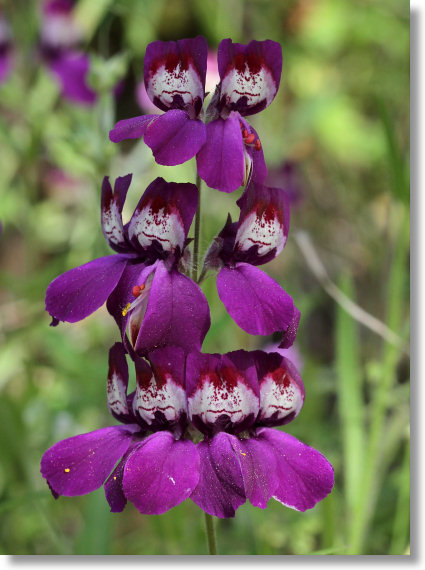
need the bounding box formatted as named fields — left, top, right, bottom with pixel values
left=204, top=512, right=218, bottom=555
left=192, top=174, right=202, bottom=282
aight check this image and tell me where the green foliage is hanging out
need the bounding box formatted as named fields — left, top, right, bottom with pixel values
left=0, top=0, right=409, bottom=555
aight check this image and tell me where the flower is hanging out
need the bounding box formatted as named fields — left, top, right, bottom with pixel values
left=0, top=12, right=13, bottom=85
left=267, top=160, right=305, bottom=209
left=110, top=36, right=208, bottom=166
left=186, top=349, right=334, bottom=518
left=45, top=174, right=210, bottom=355
left=41, top=346, right=333, bottom=518
left=202, top=180, right=299, bottom=346
left=40, top=0, right=97, bottom=106
left=41, top=343, right=201, bottom=514
left=196, top=38, right=282, bottom=193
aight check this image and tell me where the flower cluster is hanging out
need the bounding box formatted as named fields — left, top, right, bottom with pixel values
left=1, top=1, right=96, bottom=105
left=41, top=35, right=334, bottom=520
left=39, top=0, right=97, bottom=106
left=41, top=343, right=333, bottom=517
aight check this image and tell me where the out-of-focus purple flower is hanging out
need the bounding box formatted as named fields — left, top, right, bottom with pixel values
left=196, top=39, right=282, bottom=193
left=45, top=174, right=210, bottom=355
left=186, top=350, right=333, bottom=518
left=267, top=161, right=305, bottom=209
left=110, top=37, right=208, bottom=167
left=41, top=343, right=201, bottom=514
left=203, top=180, right=299, bottom=346
left=40, top=0, right=96, bottom=106
left=264, top=341, right=304, bottom=372
left=0, top=13, right=13, bottom=85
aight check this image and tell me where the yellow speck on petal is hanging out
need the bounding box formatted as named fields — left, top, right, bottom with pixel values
left=113, top=476, right=117, bottom=480
left=240, top=451, right=246, bottom=457
left=122, top=303, right=131, bottom=317
left=64, top=468, right=70, bottom=473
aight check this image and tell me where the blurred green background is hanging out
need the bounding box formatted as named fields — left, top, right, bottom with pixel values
left=0, top=0, right=409, bottom=555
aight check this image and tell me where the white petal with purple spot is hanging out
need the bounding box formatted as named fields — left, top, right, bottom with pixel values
left=188, top=372, right=259, bottom=427
left=221, top=64, right=276, bottom=109
left=147, top=63, right=203, bottom=110
left=133, top=373, right=187, bottom=425
left=235, top=207, right=285, bottom=258
left=128, top=201, right=185, bottom=252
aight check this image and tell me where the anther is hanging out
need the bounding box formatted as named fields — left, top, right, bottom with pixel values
left=132, top=283, right=146, bottom=298
left=122, top=302, right=131, bottom=317
left=242, top=128, right=249, bottom=138
left=244, top=133, right=255, bottom=144
left=254, top=139, right=262, bottom=151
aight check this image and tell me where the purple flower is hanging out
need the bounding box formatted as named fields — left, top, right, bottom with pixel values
left=40, top=0, right=97, bottom=106
left=196, top=38, right=282, bottom=193
left=45, top=174, right=210, bottom=355
left=186, top=350, right=334, bottom=518
left=267, top=160, right=305, bottom=209
left=41, top=343, right=201, bottom=515
left=109, top=36, right=208, bottom=166
left=203, top=180, right=299, bottom=346
left=0, top=13, right=13, bottom=85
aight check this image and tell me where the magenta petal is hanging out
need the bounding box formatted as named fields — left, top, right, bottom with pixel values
left=217, top=263, right=294, bottom=336
left=134, top=263, right=210, bottom=355
left=279, top=305, right=301, bottom=349
left=45, top=255, right=129, bottom=323
left=229, top=436, right=279, bottom=509
left=144, top=110, right=206, bottom=166
left=190, top=433, right=246, bottom=518
left=48, top=52, right=97, bottom=106
left=106, top=260, right=149, bottom=339
left=109, top=114, right=159, bottom=143
left=104, top=448, right=134, bottom=513
left=40, top=425, right=140, bottom=497
left=196, top=113, right=245, bottom=193
left=122, top=432, right=200, bottom=515
left=258, top=428, right=335, bottom=511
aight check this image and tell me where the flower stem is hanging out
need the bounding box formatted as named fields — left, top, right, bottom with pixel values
left=192, top=173, right=202, bottom=282
left=204, top=512, right=218, bottom=555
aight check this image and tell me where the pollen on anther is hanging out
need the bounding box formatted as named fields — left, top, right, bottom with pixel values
left=122, top=302, right=131, bottom=317
left=244, top=133, right=255, bottom=144
left=64, top=468, right=70, bottom=473
left=132, top=283, right=146, bottom=298
left=242, top=128, right=249, bottom=138
left=254, top=139, right=262, bottom=151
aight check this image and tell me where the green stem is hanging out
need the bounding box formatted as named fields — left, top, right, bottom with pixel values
left=204, top=512, right=218, bottom=555
left=348, top=205, right=409, bottom=553
left=192, top=174, right=202, bottom=282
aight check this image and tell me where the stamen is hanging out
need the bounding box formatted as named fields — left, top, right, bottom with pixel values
left=132, top=283, right=146, bottom=298
left=254, top=139, right=262, bottom=151
left=244, top=133, right=255, bottom=144
left=242, top=128, right=249, bottom=138
left=122, top=302, right=131, bottom=317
